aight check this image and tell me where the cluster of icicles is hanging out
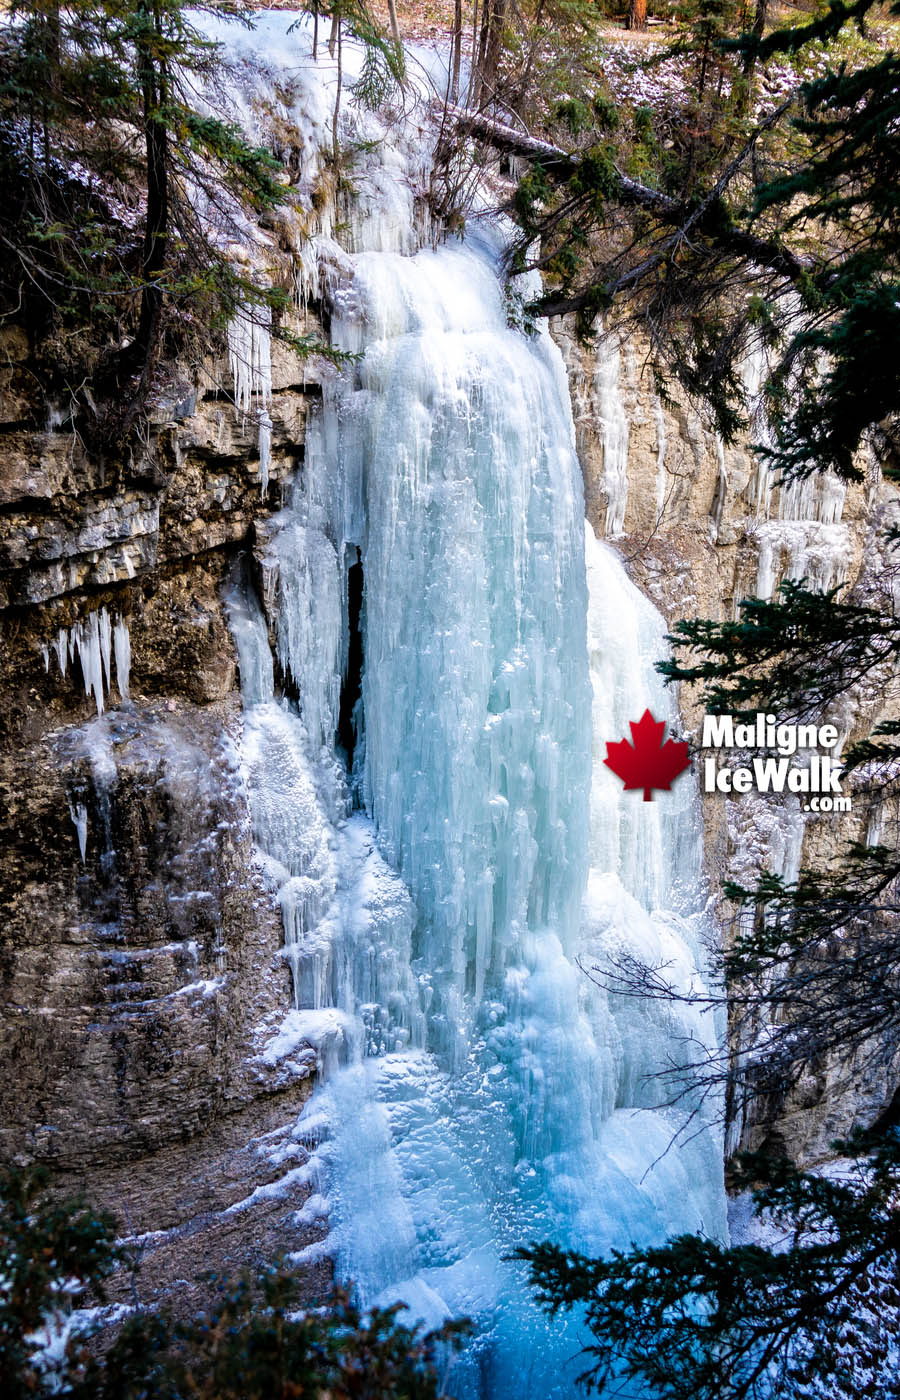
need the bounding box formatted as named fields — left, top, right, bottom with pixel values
left=227, top=302, right=273, bottom=496
left=42, top=607, right=131, bottom=717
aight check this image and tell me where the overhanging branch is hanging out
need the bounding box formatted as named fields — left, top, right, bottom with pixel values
left=437, top=100, right=815, bottom=295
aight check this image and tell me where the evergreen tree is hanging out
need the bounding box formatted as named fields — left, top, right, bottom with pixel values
left=0, top=0, right=396, bottom=447
left=518, top=1132, right=900, bottom=1399
left=0, top=1, right=286, bottom=435
left=502, top=0, right=900, bottom=477
left=0, top=1167, right=120, bottom=1400
left=0, top=1166, right=467, bottom=1399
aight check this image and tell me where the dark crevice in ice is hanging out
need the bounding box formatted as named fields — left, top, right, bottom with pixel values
left=338, top=547, right=364, bottom=781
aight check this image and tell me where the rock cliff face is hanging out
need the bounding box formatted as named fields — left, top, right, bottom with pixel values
left=552, top=314, right=900, bottom=1163
left=0, top=323, right=332, bottom=1309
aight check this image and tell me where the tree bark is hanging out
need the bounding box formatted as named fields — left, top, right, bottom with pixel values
left=134, top=1, right=168, bottom=370
left=451, top=0, right=463, bottom=104
left=485, top=0, right=507, bottom=95
left=626, top=0, right=647, bottom=33
left=387, top=0, right=402, bottom=53
left=476, top=0, right=507, bottom=106
left=386, top=0, right=406, bottom=81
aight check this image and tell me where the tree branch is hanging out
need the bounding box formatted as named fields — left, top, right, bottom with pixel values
left=437, top=100, right=815, bottom=297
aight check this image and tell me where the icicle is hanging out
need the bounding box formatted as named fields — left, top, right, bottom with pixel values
left=52, top=628, right=69, bottom=678
left=98, top=607, right=112, bottom=695
left=653, top=395, right=668, bottom=522
left=779, top=470, right=846, bottom=524
left=223, top=568, right=275, bottom=708
left=113, top=617, right=131, bottom=701
left=67, top=798, right=88, bottom=864
left=258, top=409, right=272, bottom=496
left=73, top=612, right=105, bottom=717
left=269, top=521, right=342, bottom=755
left=594, top=331, right=629, bottom=536
left=228, top=301, right=272, bottom=416
left=44, top=609, right=131, bottom=714
left=228, top=300, right=273, bottom=494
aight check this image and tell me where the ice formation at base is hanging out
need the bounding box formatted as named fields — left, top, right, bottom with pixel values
left=217, top=17, right=726, bottom=1398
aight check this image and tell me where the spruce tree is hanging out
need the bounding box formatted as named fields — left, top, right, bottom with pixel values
left=519, top=1132, right=900, bottom=1399
left=0, top=1165, right=467, bottom=1399
left=504, top=0, right=900, bottom=477
left=0, top=0, right=395, bottom=446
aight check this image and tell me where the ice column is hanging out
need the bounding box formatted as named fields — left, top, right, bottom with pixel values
left=594, top=332, right=630, bottom=537
left=336, top=243, right=592, bottom=1058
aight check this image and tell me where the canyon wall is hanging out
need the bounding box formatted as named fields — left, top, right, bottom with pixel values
left=1, top=213, right=897, bottom=1317
left=0, top=325, right=332, bottom=1309
left=553, top=315, right=900, bottom=1162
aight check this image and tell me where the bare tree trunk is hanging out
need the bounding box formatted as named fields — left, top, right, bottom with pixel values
left=750, top=0, right=769, bottom=44
left=328, top=11, right=339, bottom=59
left=482, top=0, right=507, bottom=101
left=744, top=0, right=769, bottom=72
left=515, top=0, right=546, bottom=110
left=387, top=0, right=402, bottom=52
left=451, top=0, right=463, bottom=104
left=386, top=0, right=406, bottom=80
left=332, top=22, right=342, bottom=166
left=42, top=2, right=61, bottom=174
left=474, top=0, right=507, bottom=108
left=733, top=0, right=768, bottom=116
left=135, top=0, right=168, bottom=369
left=626, top=0, right=647, bottom=32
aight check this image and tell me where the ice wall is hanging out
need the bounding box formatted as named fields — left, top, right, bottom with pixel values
left=344, top=242, right=592, bottom=1061
left=216, top=17, right=726, bottom=1398
left=739, top=336, right=853, bottom=599
left=594, top=333, right=630, bottom=537
left=227, top=242, right=724, bottom=1400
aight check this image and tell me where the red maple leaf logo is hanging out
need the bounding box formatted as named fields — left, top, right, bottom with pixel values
left=603, top=709, right=690, bottom=802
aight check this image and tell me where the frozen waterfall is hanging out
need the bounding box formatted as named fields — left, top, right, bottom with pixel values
left=227, top=238, right=725, bottom=1400
left=215, top=18, right=725, bottom=1396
